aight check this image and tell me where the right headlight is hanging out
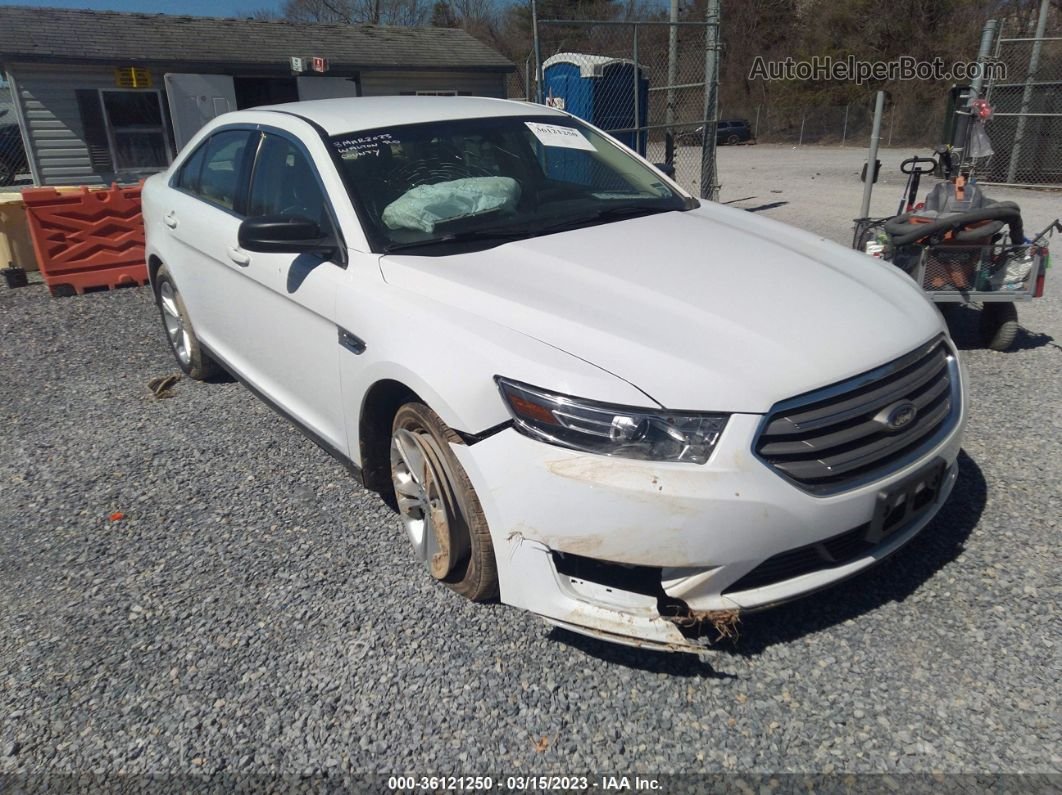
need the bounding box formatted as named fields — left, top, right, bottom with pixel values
left=495, top=377, right=729, bottom=465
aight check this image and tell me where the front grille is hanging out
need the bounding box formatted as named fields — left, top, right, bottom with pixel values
left=754, top=336, right=958, bottom=494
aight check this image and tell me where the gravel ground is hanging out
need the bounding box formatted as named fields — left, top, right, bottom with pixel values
left=0, top=154, right=1060, bottom=785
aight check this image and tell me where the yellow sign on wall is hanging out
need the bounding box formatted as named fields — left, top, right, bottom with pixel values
left=114, top=67, right=152, bottom=88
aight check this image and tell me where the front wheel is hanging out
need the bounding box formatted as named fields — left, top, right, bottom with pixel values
left=390, top=403, right=498, bottom=601
left=980, top=302, right=1020, bottom=351
left=154, top=264, right=218, bottom=380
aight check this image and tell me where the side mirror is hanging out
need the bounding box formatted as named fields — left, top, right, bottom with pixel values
left=238, top=215, right=336, bottom=255
left=654, top=162, right=676, bottom=178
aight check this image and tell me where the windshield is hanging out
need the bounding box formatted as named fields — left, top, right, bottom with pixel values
left=329, top=115, right=691, bottom=253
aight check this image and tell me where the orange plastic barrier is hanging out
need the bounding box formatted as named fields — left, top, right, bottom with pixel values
left=22, top=184, right=148, bottom=296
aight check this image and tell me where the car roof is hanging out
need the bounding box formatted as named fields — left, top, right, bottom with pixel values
left=252, top=96, right=566, bottom=136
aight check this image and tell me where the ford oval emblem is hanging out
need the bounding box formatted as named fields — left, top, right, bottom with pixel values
left=878, top=400, right=918, bottom=432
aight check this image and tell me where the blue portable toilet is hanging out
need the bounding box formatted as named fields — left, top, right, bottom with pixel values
left=542, top=52, right=649, bottom=155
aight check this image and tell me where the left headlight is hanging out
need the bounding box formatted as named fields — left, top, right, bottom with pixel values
left=495, top=377, right=729, bottom=465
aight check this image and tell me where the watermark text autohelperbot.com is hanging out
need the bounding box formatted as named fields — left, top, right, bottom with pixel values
left=749, top=55, right=1007, bottom=84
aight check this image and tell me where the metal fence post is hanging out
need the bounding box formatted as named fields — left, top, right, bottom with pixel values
left=632, top=23, right=640, bottom=153
left=666, top=0, right=678, bottom=167
left=859, top=91, right=886, bottom=219
left=531, top=0, right=543, bottom=104
left=841, top=104, right=849, bottom=146
left=754, top=105, right=761, bottom=140
left=1006, top=0, right=1050, bottom=182
left=799, top=112, right=806, bottom=146
left=700, top=0, right=720, bottom=200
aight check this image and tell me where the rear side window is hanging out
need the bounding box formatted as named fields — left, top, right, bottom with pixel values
left=175, top=131, right=253, bottom=211
left=175, top=143, right=207, bottom=193
left=192, top=130, right=252, bottom=212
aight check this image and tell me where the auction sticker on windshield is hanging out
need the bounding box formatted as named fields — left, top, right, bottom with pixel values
left=525, top=122, right=596, bottom=151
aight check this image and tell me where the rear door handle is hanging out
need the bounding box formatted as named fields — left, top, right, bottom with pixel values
left=163, top=212, right=178, bottom=229
left=227, top=247, right=251, bottom=267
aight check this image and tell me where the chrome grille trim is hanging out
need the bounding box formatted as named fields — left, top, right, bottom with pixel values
left=753, top=335, right=961, bottom=495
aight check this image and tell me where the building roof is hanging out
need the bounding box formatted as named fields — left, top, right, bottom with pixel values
left=0, top=6, right=514, bottom=72
left=250, top=95, right=562, bottom=135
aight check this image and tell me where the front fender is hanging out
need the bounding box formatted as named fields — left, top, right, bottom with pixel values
left=337, top=277, right=656, bottom=466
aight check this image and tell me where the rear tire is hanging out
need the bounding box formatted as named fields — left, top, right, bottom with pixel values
left=726, top=134, right=740, bottom=145
left=980, top=302, right=1020, bottom=351
left=154, top=264, right=218, bottom=380
left=390, top=402, right=498, bottom=602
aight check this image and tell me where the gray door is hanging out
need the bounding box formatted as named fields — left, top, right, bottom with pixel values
left=296, top=76, right=361, bottom=101
left=164, top=74, right=237, bottom=152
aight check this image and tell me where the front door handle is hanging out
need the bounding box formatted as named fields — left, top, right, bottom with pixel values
left=227, top=247, right=251, bottom=267
left=163, top=211, right=178, bottom=229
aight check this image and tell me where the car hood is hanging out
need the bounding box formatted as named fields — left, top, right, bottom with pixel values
left=379, top=203, right=943, bottom=413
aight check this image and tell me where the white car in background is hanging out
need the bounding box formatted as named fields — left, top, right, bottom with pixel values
left=142, top=97, right=965, bottom=652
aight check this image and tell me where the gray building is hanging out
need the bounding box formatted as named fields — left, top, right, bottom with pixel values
left=0, top=6, right=514, bottom=186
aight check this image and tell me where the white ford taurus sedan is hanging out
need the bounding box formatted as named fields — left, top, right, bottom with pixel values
left=143, top=97, right=965, bottom=652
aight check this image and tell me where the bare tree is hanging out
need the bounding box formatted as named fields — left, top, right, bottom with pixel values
left=272, top=0, right=433, bottom=24
left=278, top=0, right=356, bottom=23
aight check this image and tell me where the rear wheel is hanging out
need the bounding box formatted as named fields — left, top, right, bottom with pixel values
left=980, top=302, right=1020, bottom=351
left=154, top=264, right=218, bottom=380
left=390, top=402, right=498, bottom=601
left=726, top=134, right=740, bottom=145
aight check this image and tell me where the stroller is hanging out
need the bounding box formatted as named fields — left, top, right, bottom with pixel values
left=854, top=162, right=1056, bottom=351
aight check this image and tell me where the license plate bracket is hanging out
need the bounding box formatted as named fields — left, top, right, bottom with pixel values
left=866, top=458, right=947, bottom=545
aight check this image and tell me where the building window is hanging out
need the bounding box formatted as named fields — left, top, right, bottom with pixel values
left=99, top=90, right=170, bottom=172
left=414, top=90, right=457, bottom=96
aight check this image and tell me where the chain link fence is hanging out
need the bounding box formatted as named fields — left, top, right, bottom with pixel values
left=532, top=18, right=719, bottom=198
left=982, top=32, right=1062, bottom=186
left=0, top=79, right=31, bottom=187
left=721, top=101, right=940, bottom=149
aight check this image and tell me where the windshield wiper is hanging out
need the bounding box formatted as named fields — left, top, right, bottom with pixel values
left=529, top=203, right=676, bottom=235
left=382, top=227, right=533, bottom=254
left=382, top=204, right=681, bottom=253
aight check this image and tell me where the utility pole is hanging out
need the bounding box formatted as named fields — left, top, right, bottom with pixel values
left=970, top=19, right=999, bottom=98
left=954, top=18, right=998, bottom=163
left=859, top=91, right=886, bottom=220
left=700, top=0, right=720, bottom=200
left=666, top=0, right=678, bottom=169
left=531, top=0, right=543, bottom=104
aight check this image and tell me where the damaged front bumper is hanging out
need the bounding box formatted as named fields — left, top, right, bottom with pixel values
left=450, top=409, right=963, bottom=653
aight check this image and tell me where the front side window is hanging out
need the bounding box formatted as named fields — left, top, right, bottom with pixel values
left=100, top=90, right=169, bottom=171
left=330, top=115, right=689, bottom=253
left=248, top=134, right=329, bottom=228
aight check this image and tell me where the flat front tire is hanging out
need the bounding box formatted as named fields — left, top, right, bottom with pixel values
left=154, top=264, right=218, bottom=380
left=390, top=402, right=498, bottom=602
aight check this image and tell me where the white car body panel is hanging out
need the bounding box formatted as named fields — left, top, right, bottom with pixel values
left=333, top=256, right=661, bottom=458
left=380, top=203, right=941, bottom=413
left=142, top=97, right=968, bottom=653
